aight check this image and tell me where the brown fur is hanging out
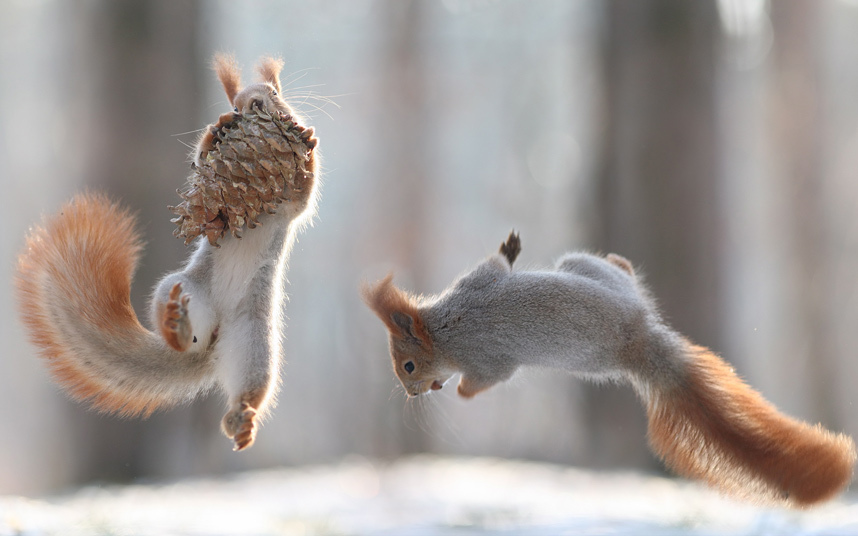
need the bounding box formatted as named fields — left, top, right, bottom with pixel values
left=16, top=194, right=170, bottom=417
left=646, top=341, right=857, bottom=507
left=361, top=274, right=432, bottom=349
left=213, top=53, right=242, bottom=106
left=256, top=56, right=284, bottom=95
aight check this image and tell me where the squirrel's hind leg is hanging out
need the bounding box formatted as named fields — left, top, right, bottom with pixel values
left=605, top=253, right=635, bottom=275
left=216, top=263, right=283, bottom=451
left=151, top=272, right=217, bottom=352
left=160, top=283, right=193, bottom=351
left=555, top=252, right=636, bottom=290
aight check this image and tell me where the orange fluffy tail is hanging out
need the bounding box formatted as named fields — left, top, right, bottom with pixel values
left=16, top=194, right=212, bottom=417
left=641, top=340, right=855, bottom=507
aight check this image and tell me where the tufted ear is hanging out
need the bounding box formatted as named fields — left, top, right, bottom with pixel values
left=499, top=230, right=521, bottom=266
left=391, top=311, right=422, bottom=346
left=212, top=53, right=242, bottom=107
left=361, top=274, right=432, bottom=349
left=256, top=56, right=284, bottom=95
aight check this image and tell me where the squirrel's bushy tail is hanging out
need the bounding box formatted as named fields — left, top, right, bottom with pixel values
left=16, top=194, right=212, bottom=417
left=637, top=336, right=856, bottom=507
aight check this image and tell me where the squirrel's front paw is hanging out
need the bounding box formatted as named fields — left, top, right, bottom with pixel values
left=210, top=111, right=239, bottom=145
left=283, top=123, right=318, bottom=211
left=221, top=402, right=258, bottom=451
left=161, top=283, right=193, bottom=352
left=457, top=375, right=494, bottom=399
left=196, top=112, right=240, bottom=163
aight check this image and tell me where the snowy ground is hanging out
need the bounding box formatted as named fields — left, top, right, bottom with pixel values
left=1, top=456, right=857, bottom=535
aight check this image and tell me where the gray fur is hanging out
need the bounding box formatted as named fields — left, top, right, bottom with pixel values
left=415, top=249, right=684, bottom=396
left=150, top=201, right=310, bottom=428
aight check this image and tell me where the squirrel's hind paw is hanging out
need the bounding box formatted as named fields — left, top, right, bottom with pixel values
left=605, top=253, right=635, bottom=276
left=161, top=283, right=193, bottom=352
left=222, top=402, right=258, bottom=451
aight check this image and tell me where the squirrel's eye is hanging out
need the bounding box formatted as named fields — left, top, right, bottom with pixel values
left=404, top=361, right=415, bottom=374
left=234, top=106, right=238, bottom=112
left=272, top=90, right=278, bottom=96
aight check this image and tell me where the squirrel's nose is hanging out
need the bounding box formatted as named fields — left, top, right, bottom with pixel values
left=249, top=98, right=263, bottom=111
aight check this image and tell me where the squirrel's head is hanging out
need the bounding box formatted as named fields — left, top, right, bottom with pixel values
left=213, top=54, right=294, bottom=117
left=362, top=275, right=454, bottom=397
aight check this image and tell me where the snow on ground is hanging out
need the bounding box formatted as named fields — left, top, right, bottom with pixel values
left=1, top=456, right=857, bottom=535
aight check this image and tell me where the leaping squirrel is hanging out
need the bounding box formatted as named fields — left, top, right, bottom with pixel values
left=15, top=55, right=319, bottom=451
left=363, top=231, right=856, bottom=507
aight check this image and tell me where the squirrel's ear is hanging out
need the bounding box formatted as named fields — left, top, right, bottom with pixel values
left=499, top=230, right=521, bottom=266
left=390, top=311, right=422, bottom=345
left=361, top=275, right=432, bottom=349
left=212, top=53, right=242, bottom=107
left=257, top=56, right=284, bottom=95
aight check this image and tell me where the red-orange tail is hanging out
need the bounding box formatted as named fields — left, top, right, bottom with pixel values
left=642, top=340, right=855, bottom=507
left=16, top=194, right=213, bottom=417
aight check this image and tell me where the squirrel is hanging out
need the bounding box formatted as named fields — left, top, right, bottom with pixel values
left=362, top=231, right=857, bottom=507
left=15, top=54, right=318, bottom=451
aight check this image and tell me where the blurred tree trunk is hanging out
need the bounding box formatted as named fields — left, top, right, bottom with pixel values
left=587, top=0, right=723, bottom=469
left=73, top=0, right=205, bottom=484
left=712, top=0, right=836, bottom=428
left=765, top=0, right=834, bottom=424
left=368, top=0, right=432, bottom=456
left=817, top=1, right=858, bottom=437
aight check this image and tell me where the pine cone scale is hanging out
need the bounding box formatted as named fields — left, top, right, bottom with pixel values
left=171, top=111, right=316, bottom=246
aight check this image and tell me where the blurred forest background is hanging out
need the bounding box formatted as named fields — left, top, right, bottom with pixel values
left=2, top=0, right=858, bottom=496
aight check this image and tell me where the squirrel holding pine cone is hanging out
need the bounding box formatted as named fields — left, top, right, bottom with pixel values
left=15, top=54, right=318, bottom=451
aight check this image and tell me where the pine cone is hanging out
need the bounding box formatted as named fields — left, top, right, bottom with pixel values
left=170, top=109, right=317, bottom=246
